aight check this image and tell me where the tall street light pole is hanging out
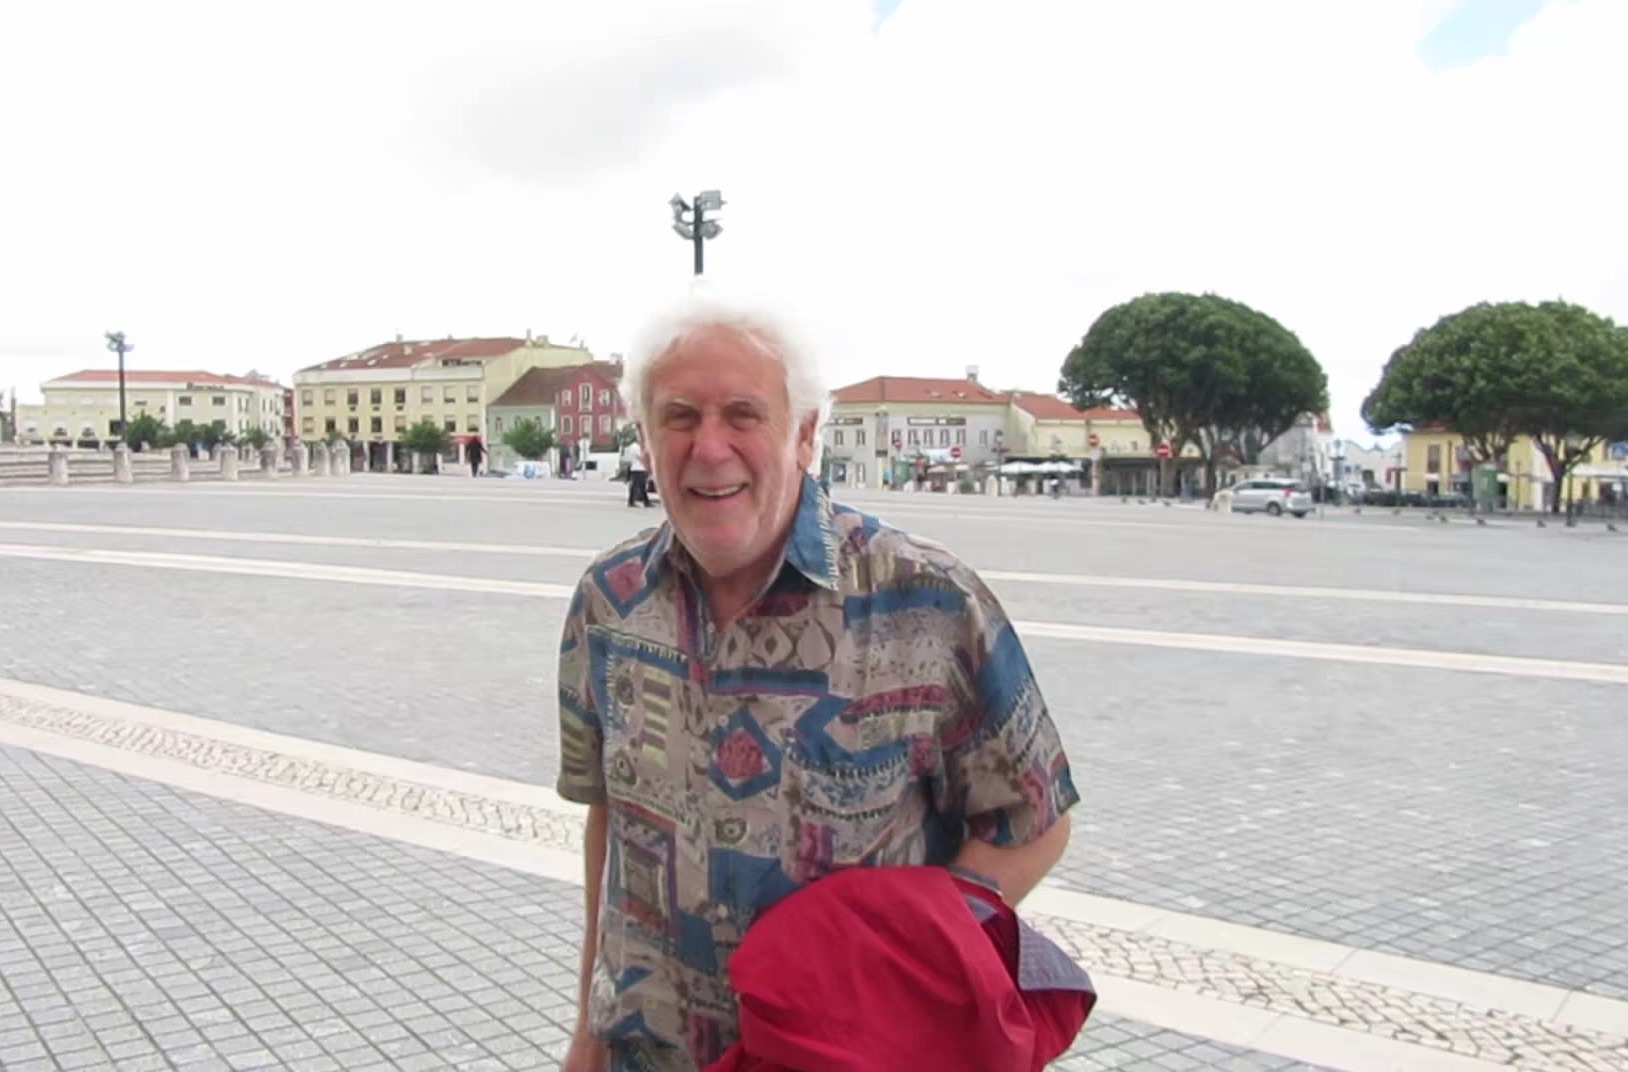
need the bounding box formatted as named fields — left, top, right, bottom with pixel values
left=104, top=331, right=133, bottom=440
left=669, top=190, right=724, bottom=275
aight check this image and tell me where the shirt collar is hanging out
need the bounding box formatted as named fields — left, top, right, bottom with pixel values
left=642, top=473, right=842, bottom=592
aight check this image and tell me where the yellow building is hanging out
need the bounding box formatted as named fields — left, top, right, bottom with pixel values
left=292, top=334, right=591, bottom=468
left=28, top=369, right=286, bottom=446
left=1401, top=426, right=1628, bottom=509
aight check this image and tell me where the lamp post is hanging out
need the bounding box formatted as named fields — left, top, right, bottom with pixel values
left=104, top=331, right=133, bottom=440
left=669, top=190, right=724, bottom=275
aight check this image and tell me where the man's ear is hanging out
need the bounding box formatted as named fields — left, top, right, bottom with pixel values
left=795, top=414, right=818, bottom=472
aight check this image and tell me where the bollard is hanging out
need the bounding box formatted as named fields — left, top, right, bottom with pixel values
left=113, top=444, right=133, bottom=485
left=261, top=444, right=281, bottom=479
left=290, top=442, right=309, bottom=478
left=48, top=447, right=69, bottom=486
left=314, top=442, right=331, bottom=477
left=220, top=446, right=239, bottom=481
left=170, top=444, right=191, bottom=483
left=411, top=451, right=425, bottom=475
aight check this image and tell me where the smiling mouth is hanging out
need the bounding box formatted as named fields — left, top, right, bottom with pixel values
left=690, top=484, right=746, bottom=501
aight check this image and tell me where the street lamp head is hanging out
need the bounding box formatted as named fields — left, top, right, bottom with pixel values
left=672, top=221, right=695, bottom=240
left=669, top=193, right=690, bottom=217
left=699, top=220, right=722, bottom=240
left=696, top=189, right=724, bottom=212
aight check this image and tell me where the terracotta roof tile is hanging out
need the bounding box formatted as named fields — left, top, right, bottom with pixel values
left=46, top=369, right=286, bottom=388
left=490, top=362, right=624, bottom=408
left=300, top=337, right=531, bottom=373
left=1008, top=393, right=1138, bottom=422
left=831, top=376, right=1009, bottom=405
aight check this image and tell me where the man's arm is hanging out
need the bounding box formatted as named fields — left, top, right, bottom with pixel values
left=953, top=812, right=1070, bottom=905
left=574, top=804, right=609, bottom=1033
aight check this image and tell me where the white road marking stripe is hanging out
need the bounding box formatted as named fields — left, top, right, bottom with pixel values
left=2, top=542, right=1624, bottom=684
left=0, top=520, right=1616, bottom=614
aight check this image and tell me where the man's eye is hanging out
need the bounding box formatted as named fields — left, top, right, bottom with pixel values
left=728, top=407, right=761, bottom=427
left=665, top=410, right=698, bottom=429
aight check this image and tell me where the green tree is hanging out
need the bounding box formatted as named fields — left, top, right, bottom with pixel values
left=1363, top=301, right=1628, bottom=513
left=502, top=418, right=557, bottom=461
left=121, top=412, right=167, bottom=451
left=1058, top=292, right=1328, bottom=494
left=400, top=419, right=450, bottom=468
left=239, top=426, right=271, bottom=450
left=614, top=423, right=639, bottom=450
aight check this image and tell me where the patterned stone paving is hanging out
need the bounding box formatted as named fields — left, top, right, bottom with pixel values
left=5, top=688, right=1626, bottom=1071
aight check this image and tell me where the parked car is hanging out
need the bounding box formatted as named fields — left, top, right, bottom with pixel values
left=1229, top=478, right=1313, bottom=517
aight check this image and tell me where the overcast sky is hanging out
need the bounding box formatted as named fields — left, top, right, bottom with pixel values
left=2, top=0, right=1622, bottom=442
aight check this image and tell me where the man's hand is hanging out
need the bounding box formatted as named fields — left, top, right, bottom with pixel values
left=952, top=813, right=1072, bottom=904
left=561, top=1029, right=609, bottom=1072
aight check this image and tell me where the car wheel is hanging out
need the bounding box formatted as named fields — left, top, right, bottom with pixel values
left=1266, top=502, right=1283, bottom=516
left=1292, top=511, right=1307, bottom=519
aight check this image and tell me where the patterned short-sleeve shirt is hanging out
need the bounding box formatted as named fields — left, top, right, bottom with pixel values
left=556, top=474, right=1079, bottom=1069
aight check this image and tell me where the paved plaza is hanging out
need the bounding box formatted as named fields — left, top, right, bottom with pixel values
left=1, top=474, right=1626, bottom=1070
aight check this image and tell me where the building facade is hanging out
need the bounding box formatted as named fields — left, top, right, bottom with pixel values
left=25, top=370, right=286, bottom=447
left=824, top=373, right=1016, bottom=488
left=1400, top=427, right=1628, bottom=509
left=486, top=362, right=627, bottom=473
left=292, top=334, right=592, bottom=470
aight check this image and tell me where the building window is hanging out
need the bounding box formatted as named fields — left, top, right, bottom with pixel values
left=495, top=417, right=504, bottom=432
left=178, top=395, right=193, bottom=407
left=213, top=395, right=227, bottom=407
left=467, top=416, right=480, bottom=432
left=980, top=429, right=989, bottom=445
left=347, top=389, right=359, bottom=407
left=1426, top=444, right=1442, bottom=473
left=560, top=389, right=571, bottom=405
left=370, top=416, right=382, bottom=434
left=599, top=389, right=611, bottom=406
left=395, top=416, right=407, bottom=432
left=301, top=390, right=313, bottom=407
left=956, top=428, right=966, bottom=445
left=466, top=385, right=480, bottom=403
left=325, top=389, right=336, bottom=404
left=580, top=384, right=592, bottom=409
left=347, top=417, right=360, bottom=435
left=444, top=386, right=456, bottom=404
left=598, top=415, right=611, bottom=435
left=939, top=428, right=950, bottom=446
left=324, top=417, right=337, bottom=434
left=301, top=418, right=315, bottom=435
left=563, top=415, right=574, bottom=435
left=394, top=388, right=407, bottom=407
left=420, top=386, right=432, bottom=403
left=856, top=430, right=866, bottom=446
left=370, top=388, right=382, bottom=406
left=444, top=418, right=457, bottom=433
left=833, top=430, right=845, bottom=447
left=908, top=429, right=918, bottom=445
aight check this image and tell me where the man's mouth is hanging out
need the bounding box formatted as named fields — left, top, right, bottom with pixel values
left=690, top=484, right=746, bottom=501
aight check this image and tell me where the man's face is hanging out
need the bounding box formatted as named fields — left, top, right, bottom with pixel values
left=641, top=327, right=817, bottom=586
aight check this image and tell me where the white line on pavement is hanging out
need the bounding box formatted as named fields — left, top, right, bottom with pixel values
left=4, top=676, right=1621, bottom=1065
left=3, top=542, right=1626, bottom=686
left=1, top=521, right=1612, bottom=614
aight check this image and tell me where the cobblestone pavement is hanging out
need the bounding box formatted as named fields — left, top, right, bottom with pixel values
left=2, top=477, right=1627, bottom=1068
left=0, top=745, right=1336, bottom=1071
left=3, top=686, right=1626, bottom=1071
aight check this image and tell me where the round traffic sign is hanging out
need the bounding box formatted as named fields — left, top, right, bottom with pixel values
left=950, top=445, right=963, bottom=460
left=1087, top=433, right=1100, bottom=448
left=1156, top=442, right=1172, bottom=458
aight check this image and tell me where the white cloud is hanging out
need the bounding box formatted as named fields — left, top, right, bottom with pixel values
left=1, top=0, right=1621, bottom=444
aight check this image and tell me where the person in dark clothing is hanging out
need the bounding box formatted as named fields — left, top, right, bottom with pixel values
left=467, top=438, right=486, bottom=478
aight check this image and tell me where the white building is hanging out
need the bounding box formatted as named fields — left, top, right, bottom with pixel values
left=26, top=369, right=286, bottom=446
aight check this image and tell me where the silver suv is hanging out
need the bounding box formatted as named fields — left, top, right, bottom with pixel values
left=1230, top=478, right=1312, bottom=518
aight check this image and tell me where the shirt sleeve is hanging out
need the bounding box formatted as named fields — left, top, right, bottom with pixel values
left=941, top=567, right=1079, bottom=848
left=555, top=574, right=607, bottom=805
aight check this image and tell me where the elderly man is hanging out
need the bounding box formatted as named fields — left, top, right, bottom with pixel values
left=557, top=290, right=1078, bottom=1072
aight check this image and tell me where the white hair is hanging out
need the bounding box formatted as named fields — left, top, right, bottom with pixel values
left=619, top=281, right=831, bottom=438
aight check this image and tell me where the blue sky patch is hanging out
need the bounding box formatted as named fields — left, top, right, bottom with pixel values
left=1417, top=0, right=1554, bottom=69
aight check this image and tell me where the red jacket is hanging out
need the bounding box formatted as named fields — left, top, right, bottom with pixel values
left=704, top=867, right=1095, bottom=1072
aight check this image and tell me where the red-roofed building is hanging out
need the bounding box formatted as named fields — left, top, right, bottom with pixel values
left=487, top=362, right=627, bottom=472
left=33, top=369, right=288, bottom=446
left=292, top=333, right=594, bottom=471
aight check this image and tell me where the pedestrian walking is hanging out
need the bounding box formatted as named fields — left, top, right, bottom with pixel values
left=624, top=435, right=652, bottom=507
left=467, top=437, right=486, bottom=478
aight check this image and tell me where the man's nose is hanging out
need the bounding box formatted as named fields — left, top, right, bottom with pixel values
left=691, top=413, right=733, bottom=464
